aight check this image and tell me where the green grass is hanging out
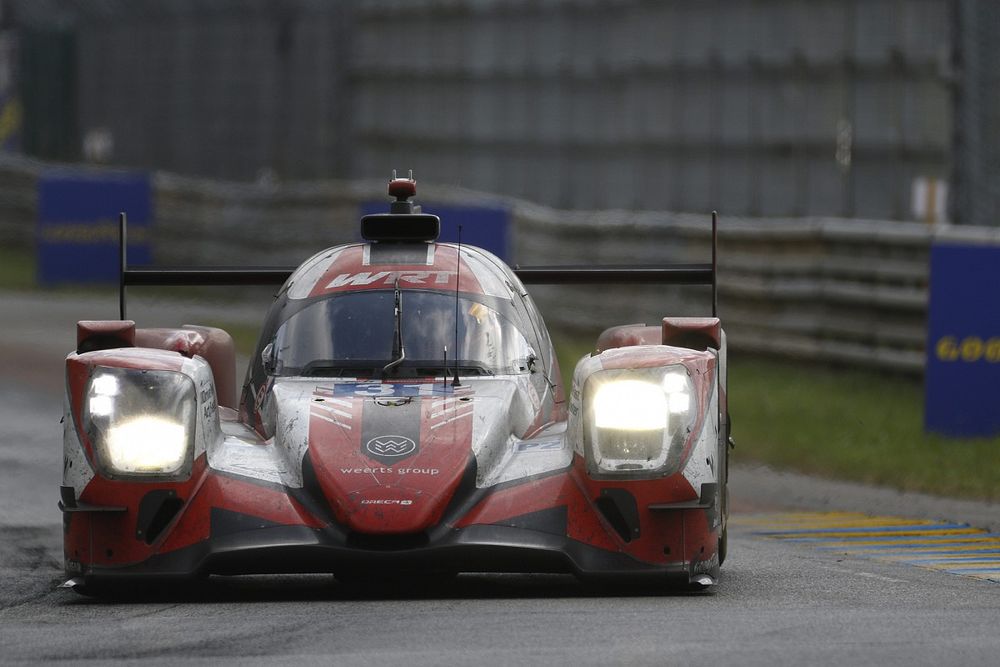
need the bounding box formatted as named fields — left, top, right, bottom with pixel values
left=552, top=333, right=1000, bottom=503
left=0, top=246, right=36, bottom=290
left=729, top=357, right=1000, bottom=502
left=553, top=335, right=594, bottom=385
left=207, top=321, right=261, bottom=357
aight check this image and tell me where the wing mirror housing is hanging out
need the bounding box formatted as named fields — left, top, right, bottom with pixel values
left=261, top=342, right=277, bottom=375
left=516, top=347, right=538, bottom=374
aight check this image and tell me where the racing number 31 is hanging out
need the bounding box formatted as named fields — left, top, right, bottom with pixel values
left=935, top=336, right=1000, bottom=363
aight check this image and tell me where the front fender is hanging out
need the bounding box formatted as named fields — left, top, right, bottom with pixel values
left=568, top=344, right=718, bottom=483
left=64, top=348, right=223, bottom=493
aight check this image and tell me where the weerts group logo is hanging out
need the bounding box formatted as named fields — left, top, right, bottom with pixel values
left=365, top=435, right=417, bottom=459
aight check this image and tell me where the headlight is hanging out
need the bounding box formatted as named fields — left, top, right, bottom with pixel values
left=592, top=380, right=667, bottom=430
left=584, top=366, right=697, bottom=476
left=106, top=416, right=188, bottom=473
left=83, top=366, right=196, bottom=478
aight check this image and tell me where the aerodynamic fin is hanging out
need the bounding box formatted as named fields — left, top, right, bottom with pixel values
left=116, top=209, right=720, bottom=315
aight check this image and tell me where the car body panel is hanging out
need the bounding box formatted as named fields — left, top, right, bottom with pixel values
left=61, top=190, right=728, bottom=592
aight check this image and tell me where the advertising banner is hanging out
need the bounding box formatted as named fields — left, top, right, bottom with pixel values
left=36, top=171, right=152, bottom=285
left=360, top=202, right=510, bottom=263
left=924, top=243, right=1000, bottom=437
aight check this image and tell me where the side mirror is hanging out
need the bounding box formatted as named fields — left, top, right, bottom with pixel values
left=524, top=348, right=539, bottom=374
left=261, top=342, right=277, bottom=375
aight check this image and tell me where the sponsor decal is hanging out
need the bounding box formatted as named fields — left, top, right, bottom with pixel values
left=934, top=336, right=1000, bottom=364
left=515, top=439, right=565, bottom=453
left=254, top=378, right=273, bottom=410
left=358, top=387, right=452, bottom=464
left=339, top=466, right=440, bottom=476
left=199, top=380, right=217, bottom=420
left=334, top=382, right=457, bottom=397
left=326, top=270, right=454, bottom=289
left=360, top=499, right=414, bottom=506
left=365, top=435, right=417, bottom=458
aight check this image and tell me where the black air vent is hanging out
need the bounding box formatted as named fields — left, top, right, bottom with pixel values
left=136, top=490, right=184, bottom=544
left=595, top=488, right=640, bottom=542
left=346, top=532, right=429, bottom=551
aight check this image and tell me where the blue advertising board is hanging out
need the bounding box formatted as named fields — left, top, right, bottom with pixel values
left=359, top=201, right=510, bottom=262
left=924, top=243, right=1000, bottom=437
left=36, top=172, right=152, bottom=285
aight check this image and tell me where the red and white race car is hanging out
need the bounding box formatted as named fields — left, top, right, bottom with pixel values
left=60, top=176, right=730, bottom=594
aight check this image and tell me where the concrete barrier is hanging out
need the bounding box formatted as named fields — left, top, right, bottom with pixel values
left=6, top=156, right=1000, bottom=373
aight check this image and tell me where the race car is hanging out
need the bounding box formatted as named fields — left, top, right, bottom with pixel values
left=60, top=175, right=730, bottom=595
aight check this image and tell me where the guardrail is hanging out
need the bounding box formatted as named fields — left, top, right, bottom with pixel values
left=5, top=156, right=1000, bottom=373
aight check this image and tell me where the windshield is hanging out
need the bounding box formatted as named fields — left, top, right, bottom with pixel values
left=271, top=290, right=534, bottom=377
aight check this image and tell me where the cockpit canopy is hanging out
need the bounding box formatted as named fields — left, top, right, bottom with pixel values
left=270, top=289, right=535, bottom=377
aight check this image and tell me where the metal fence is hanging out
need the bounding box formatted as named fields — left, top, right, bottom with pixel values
left=352, top=0, right=954, bottom=220
left=6, top=155, right=999, bottom=374
left=5, top=0, right=972, bottom=221
left=952, top=0, right=1000, bottom=226
left=8, top=0, right=353, bottom=180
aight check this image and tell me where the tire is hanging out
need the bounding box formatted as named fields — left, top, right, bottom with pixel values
left=718, top=522, right=728, bottom=566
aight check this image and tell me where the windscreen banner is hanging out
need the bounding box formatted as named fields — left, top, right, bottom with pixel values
left=36, top=171, right=152, bottom=285
left=359, top=202, right=510, bottom=262
left=924, top=243, right=1000, bottom=437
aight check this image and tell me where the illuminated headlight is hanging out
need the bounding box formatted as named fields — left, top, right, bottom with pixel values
left=593, top=380, right=667, bottom=430
left=585, top=366, right=697, bottom=475
left=106, top=416, right=188, bottom=473
left=83, top=367, right=196, bottom=478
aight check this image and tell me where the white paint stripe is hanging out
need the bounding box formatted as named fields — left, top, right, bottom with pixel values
left=430, top=408, right=475, bottom=430
left=430, top=405, right=464, bottom=419
left=817, top=564, right=907, bottom=584
left=311, top=411, right=352, bottom=430
left=820, top=541, right=1000, bottom=552
left=906, top=558, right=1000, bottom=565
left=853, top=571, right=908, bottom=584
left=313, top=404, right=352, bottom=419
left=880, top=550, right=1000, bottom=560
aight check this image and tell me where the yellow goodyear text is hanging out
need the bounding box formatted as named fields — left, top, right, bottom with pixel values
left=0, top=98, right=21, bottom=145
left=39, top=221, right=149, bottom=245
left=934, top=336, right=1000, bottom=363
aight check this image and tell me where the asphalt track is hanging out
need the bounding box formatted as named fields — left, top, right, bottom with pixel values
left=1, top=291, right=999, bottom=665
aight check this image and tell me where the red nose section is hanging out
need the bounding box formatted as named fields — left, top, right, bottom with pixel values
left=306, top=386, right=475, bottom=534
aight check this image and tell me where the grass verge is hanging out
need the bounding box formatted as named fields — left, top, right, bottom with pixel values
left=729, top=357, right=1000, bottom=502
left=553, top=334, right=1000, bottom=503
left=0, top=246, right=35, bottom=290
left=208, top=321, right=261, bottom=357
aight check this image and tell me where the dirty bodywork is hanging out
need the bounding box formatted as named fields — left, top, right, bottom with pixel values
left=60, top=178, right=730, bottom=593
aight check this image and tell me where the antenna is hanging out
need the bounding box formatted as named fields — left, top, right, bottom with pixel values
left=118, top=211, right=127, bottom=320
left=381, top=276, right=406, bottom=378
left=711, top=210, right=718, bottom=318
left=452, top=225, right=463, bottom=387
